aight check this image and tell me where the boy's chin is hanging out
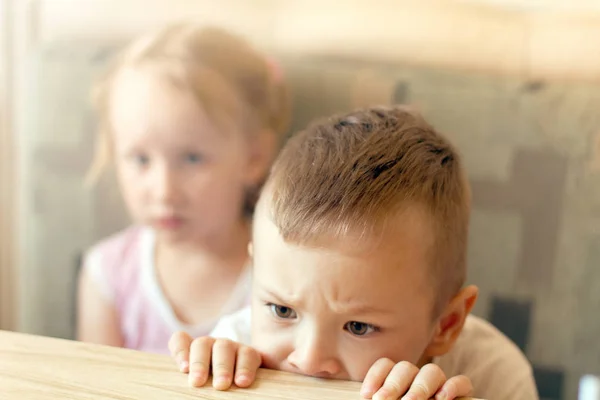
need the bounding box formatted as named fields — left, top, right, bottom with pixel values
left=263, top=360, right=352, bottom=381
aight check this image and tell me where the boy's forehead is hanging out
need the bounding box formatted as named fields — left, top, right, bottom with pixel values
left=252, top=196, right=434, bottom=280
left=252, top=195, right=435, bottom=252
left=251, top=198, right=278, bottom=244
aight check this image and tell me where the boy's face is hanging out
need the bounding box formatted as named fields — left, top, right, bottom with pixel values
left=250, top=200, right=443, bottom=381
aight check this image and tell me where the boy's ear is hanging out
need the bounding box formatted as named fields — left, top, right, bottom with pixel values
left=424, top=285, right=478, bottom=358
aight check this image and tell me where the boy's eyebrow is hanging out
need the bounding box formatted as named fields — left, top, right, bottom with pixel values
left=336, top=303, right=396, bottom=316
left=256, top=287, right=296, bottom=305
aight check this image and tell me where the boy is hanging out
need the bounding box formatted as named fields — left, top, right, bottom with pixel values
left=169, top=106, right=538, bottom=400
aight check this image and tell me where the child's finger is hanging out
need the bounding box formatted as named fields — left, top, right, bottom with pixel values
left=234, top=345, right=262, bottom=387
left=188, top=336, right=215, bottom=387
left=435, top=375, right=473, bottom=400
left=401, top=363, right=445, bottom=400
left=168, top=331, right=193, bottom=373
left=372, top=361, right=419, bottom=400
left=361, top=358, right=396, bottom=398
left=211, top=339, right=237, bottom=390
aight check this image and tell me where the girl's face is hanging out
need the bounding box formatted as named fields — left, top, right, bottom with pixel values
left=109, top=67, right=265, bottom=246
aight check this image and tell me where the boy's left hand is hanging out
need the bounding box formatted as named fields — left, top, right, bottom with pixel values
left=360, top=358, right=473, bottom=400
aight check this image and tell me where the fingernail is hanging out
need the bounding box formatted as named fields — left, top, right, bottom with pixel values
left=179, top=360, right=189, bottom=371
left=213, top=376, right=230, bottom=389
left=373, top=389, right=389, bottom=400
left=236, top=373, right=250, bottom=385
left=360, top=385, right=374, bottom=398
left=437, top=390, right=448, bottom=400
left=191, top=370, right=205, bottom=381
left=189, top=371, right=206, bottom=387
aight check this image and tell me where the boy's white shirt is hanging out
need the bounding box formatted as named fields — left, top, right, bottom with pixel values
left=209, top=306, right=539, bottom=400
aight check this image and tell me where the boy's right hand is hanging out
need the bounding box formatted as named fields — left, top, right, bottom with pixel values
left=168, top=332, right=262, bottom=390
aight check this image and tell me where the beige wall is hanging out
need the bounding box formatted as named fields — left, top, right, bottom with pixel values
left=0, top=0, right=15, bottom=331
left=467, top=0, right=600, bottom=11
left=1, top=0, right=45, bottom=332
left=20, top=1, right=600, bottom=82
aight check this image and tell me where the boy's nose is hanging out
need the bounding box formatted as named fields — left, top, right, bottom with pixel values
left=287, top=336, right=341, bottom=378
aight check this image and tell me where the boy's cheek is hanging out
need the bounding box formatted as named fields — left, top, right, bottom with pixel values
left=250, top=328, right=292, bottom=370
left=345, top=339, right=427, bottom=382
left=253, top=339, right=287, bottom=371
left=346, top=352, right=388, bottom=382
left=258, top=352, right=282, bottom=371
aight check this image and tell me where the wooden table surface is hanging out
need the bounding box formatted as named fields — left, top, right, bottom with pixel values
left=0, top=330, right=480, bottom=399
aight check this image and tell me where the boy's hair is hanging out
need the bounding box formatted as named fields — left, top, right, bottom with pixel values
left=87, top=23, right=291, bottom=201
left=266, top=106, right=471, bottom=316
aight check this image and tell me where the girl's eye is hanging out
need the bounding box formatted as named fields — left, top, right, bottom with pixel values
left=184, top=152, right=203, bottom=164
left=268, top=303, right=297, bottom=319
left=344, top=321, right=378, bottom=337
left=131, top=154, right=150, bottom=167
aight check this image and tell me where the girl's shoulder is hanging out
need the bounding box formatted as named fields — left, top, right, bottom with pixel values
left=84, top=225, right=150, bottom=278
left=88, top=225, right=145, bottom=256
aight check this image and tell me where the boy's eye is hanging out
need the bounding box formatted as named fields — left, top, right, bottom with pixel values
left=184, top=152, right=203, bottom=164
left=344, top=321, right=378, bottom=336
left=268, top=303, right=297, bottom=319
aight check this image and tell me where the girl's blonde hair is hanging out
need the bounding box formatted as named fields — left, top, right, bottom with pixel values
left=87, top=22, right=291, bottom=186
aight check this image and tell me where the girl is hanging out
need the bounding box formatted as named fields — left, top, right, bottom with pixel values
left=77, top=23, right=290, bottom=354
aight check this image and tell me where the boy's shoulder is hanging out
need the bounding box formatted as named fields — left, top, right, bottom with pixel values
left=435, top=314, right=538, bottom=400
left=454, top=314, right=527, bottom=355
left=209, top=306, right=252, bottom=344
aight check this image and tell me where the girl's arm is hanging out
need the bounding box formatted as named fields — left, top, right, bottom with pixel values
left=76, top=265, right=123, bottom=347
